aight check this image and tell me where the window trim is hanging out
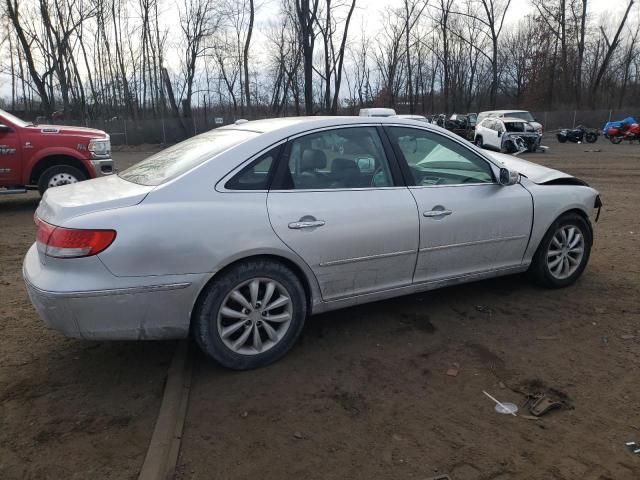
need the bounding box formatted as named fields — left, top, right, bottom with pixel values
left=382, top=125, right=498, bottom=188
left=269, top=124, right=405, bottom=191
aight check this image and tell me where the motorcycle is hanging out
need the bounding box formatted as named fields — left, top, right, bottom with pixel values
left=556, top=125, right=598, bottom=144
left=607, top=122, right=640, bottom=144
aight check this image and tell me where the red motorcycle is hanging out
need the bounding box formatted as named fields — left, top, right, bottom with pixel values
left=607, top=122, right=640, bottom=143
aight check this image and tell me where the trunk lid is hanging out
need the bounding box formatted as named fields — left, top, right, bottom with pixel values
left=36, top=175, right=153, bottom=225
left=485, top=151, right=576, bottom=184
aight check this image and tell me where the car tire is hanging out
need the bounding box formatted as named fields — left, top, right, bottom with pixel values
left=474, top=136, right=483, bottom=148
left=38, top=165, right=86, bottom=195
left=193, top=259, right=308, bottom=370
left=528, top=212, right=592, bottom=289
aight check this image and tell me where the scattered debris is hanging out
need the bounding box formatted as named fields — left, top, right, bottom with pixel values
left=475, top=305, right=492, bottom=314
left=240, top=411, right=248, bottom=418
left=425, top=475, right=451, bottom=480
left=529, top=395, right=563, bottom=417
left=446, top=362, right=460, bottom=377
left=536, top=335, right=560, bottom=340
left=483, top=390, right=518, bottom=416
left=625, top=441, right=640, bottom=454
left=520, top=414, right=541, bottom=421
left=621, top=334, right=635, bottom=340
left=293, top=431, right=305, bottom=440
left=583, top=149, right=602, bottom=153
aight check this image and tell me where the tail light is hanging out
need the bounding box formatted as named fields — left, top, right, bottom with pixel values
left=35, top=215, right=116, bottom=258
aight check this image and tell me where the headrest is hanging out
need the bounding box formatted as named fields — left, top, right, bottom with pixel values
left=301, top=149, right=327, bottom=171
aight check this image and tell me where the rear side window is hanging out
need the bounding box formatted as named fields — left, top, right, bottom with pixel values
left=119, top=129, right=258, bottom=186
left=225, top=145, right=281, bottom=190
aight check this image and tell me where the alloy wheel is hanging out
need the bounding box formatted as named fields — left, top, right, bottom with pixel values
left=547, top=225, right=585, bottom=280
left=216, top=277, right=293, bottom=355
left=48, top=173, right=79, bottom=188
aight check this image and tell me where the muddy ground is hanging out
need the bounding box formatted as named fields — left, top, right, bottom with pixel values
left=1, top=140, right=639, bottom=479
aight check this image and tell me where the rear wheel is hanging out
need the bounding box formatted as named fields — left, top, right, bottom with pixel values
left=557, top=135, right=567, bottom=143
left=528, top=213, right=592, bottom=288
left=610, top=136, right=623, bottom=144
left=585, top=133, right=598, bottom=143
left=193, top=259, right=308, bottom=370
left=38, top=165, right=86, bottom=195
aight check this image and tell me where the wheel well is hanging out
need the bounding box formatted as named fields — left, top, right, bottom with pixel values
left=190, top=254, right=313, bottom=327
left=558, top=208, right=593, bottom=241
left=30, top=155, right=90, bottom=185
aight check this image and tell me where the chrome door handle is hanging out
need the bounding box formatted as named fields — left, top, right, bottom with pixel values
left=288, top=220, right=326, bottom=229
left=423, top=209, right=452, bottom=217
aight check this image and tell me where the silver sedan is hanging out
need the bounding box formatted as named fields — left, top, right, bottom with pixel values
left=24, top=117, right=601, bottom=369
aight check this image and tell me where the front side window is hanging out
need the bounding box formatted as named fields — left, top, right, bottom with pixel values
left=283, top=127, right=393, bottom=190
left=387, top=127, right=495, bottom=186
left=119, top=129, right=258, bottom=186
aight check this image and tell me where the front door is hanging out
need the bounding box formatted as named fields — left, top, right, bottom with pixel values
left=385, top=126, right=533, bottom=284
left=0, top=121, right=22, bottom=185
left=267, top=126, right=419, bottom=301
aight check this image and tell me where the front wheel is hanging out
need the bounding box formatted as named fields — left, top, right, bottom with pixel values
left=528, top=213, right=592, bottom=288
left=610, top=136, right=623, bottom=144
left=193, top=259, right=308, bottom=370
left=585, top=133, right=598, bottom=143
left=38, top=165, right=86, bottom=195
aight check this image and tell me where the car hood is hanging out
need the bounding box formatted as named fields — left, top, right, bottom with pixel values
left=26, top=124, right=108, bottom=139
left=485, top=151, right=577, bottom=184
left=37, top=175, right=153, bottom=225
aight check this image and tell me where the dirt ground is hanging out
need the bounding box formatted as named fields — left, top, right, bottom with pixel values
left=1, top=140, right=639, bottom=479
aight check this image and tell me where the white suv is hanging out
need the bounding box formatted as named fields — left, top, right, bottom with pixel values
left=476, top=110, right=542, bottom=133
left=474, top=117, right=542, bottom=153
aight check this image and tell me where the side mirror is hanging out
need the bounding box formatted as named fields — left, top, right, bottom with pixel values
left=0, top=124, right=11, bottom=133
left=499, top=167, right=520, bottom=186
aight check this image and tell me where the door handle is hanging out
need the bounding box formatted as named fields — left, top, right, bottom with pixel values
left=288, top=220, right=326, bottom=229
left=423, top=209, right=452, bottom=217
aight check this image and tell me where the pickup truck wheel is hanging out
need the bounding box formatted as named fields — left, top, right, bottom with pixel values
left=38, top=165, right=86, bottom=195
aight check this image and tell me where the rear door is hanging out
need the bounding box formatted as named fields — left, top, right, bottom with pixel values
left=267, top=126, right=419, bottom=301
left=385, top=126, right=533, bottom=283
left=0, top=120, right=22, bottom=185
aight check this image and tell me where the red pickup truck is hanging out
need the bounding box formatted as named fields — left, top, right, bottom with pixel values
left=0, top=109, right=113, bottom=195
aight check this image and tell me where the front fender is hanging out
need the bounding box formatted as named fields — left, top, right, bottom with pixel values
left=25, top=146, right=93, bottom=184
left=522, top=179, right=599, bottom=263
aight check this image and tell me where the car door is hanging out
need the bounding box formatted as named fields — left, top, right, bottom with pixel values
left=384, top=126, right=533, bottom=284
left=267, top=126, right=419, bottom=301
left=0, top=120, right=22, bottom=185
left=482, top=120, right=500, bottom=150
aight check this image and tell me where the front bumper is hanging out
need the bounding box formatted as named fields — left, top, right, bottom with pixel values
left=23, top=244, right=205, bottom=340
left=90, top=158, right=114, bottom=177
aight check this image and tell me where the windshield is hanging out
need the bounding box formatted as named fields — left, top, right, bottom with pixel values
left=505, top=122, right=533, bottom=133
left=506, top=111, right=535, bottom=122
left=119, top=129, right=258, bottom=186
left=0, top=108, right=31, bottom=127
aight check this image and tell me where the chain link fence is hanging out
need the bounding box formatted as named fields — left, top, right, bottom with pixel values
left=33, top=108, right=640, bottom=145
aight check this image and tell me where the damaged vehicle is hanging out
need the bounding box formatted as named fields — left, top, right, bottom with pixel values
left=474, top=117, right=542, bottom=154
left=24, top=117, right=601, bottom=370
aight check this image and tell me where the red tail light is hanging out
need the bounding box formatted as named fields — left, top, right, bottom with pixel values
left=35, top=215, right=116, bottom=258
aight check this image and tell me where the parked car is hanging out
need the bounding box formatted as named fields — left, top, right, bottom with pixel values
left=0, top=109, right=112, bottom=195
left=395, top=114, right=428, bottom=122
left=359, top=108, right=397, bottom=117
left=467, top=113, right=478, bottom=128
left=474, top=117, right=542, bottom=153
left=477, top=110, right=543, bottom=134
left=25, top=116, right=601, bottom=370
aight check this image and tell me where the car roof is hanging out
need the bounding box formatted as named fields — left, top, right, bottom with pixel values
left=219, top=116, right=444, bottom=136
left=501, top=117, right=528, bottom=122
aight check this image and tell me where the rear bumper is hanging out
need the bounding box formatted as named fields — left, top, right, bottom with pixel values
left=22, top=244, right=206, bottom=340
left=89, top=158, right=114, bottom=177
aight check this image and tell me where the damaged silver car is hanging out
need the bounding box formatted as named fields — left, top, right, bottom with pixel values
left=24, top=117, right=601, bottom=369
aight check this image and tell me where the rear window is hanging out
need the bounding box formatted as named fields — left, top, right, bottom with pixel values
left=119, top=129, right=258, bottom=186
